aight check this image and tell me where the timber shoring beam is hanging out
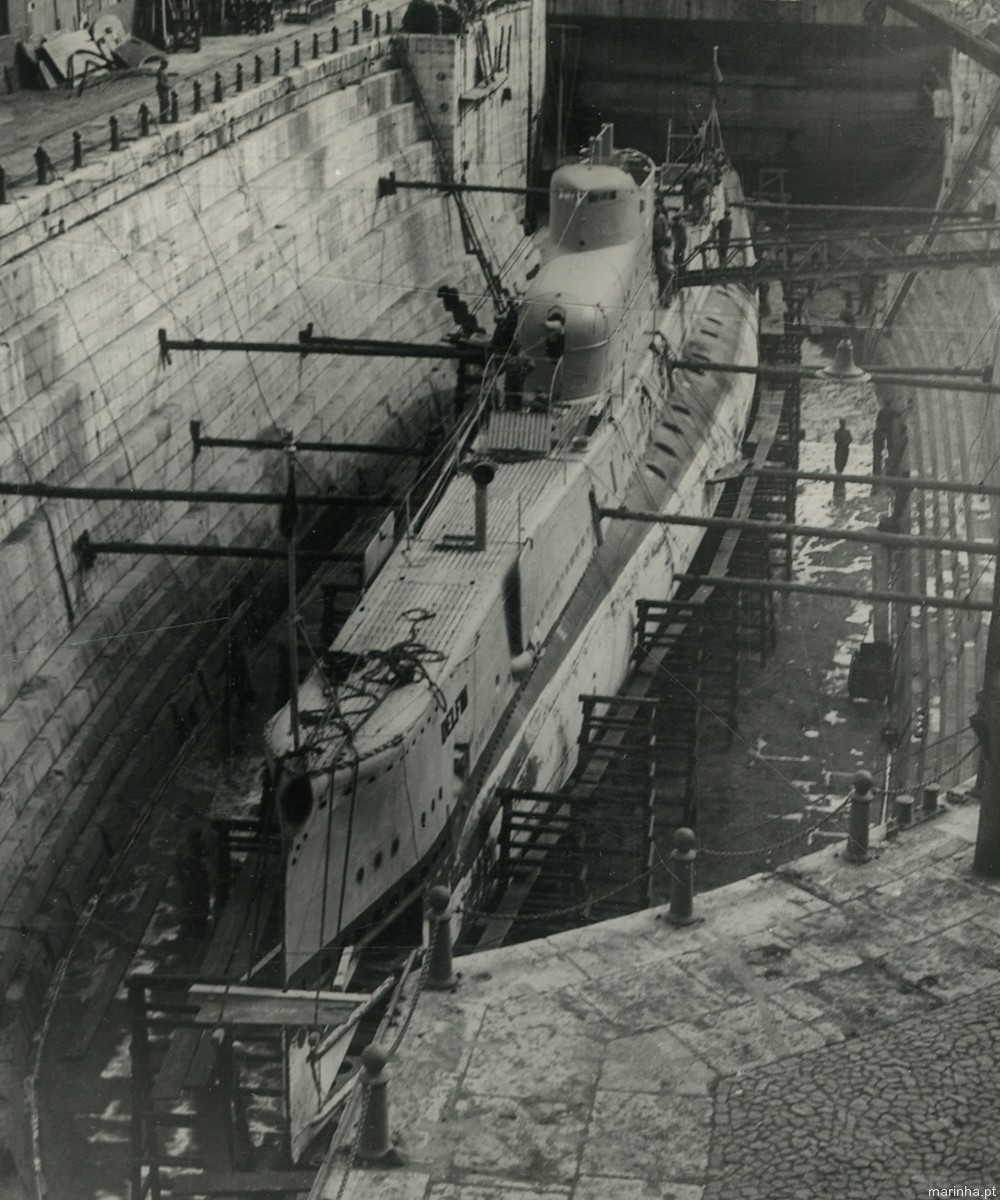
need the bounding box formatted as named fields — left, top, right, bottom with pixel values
left=158, top=328, right=487, bottom=365
left=750, top=466, right=1000, bottom=499
left=677, top=236, right=1000, bottom=290
left=377, top=172, right=549, bottom=199
left=740, top=200, right=982, bottom=220
left=595, top=506, right=997, bottom=557
left=675, top=572, right=991, bottom=614
left=670, top=359, right=1000, bottom=396
left=73, top=535, right=361, bottom=566
left=0, top=479, right=391, bottom=508
left=190, top=420, right=420, bottom=460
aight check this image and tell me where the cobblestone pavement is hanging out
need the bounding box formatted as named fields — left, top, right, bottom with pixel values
left=706, top=986, right=1000, bottom=1200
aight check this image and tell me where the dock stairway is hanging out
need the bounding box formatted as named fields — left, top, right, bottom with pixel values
left=635, top=596, right=739, bottom=755
left=476, top=696, right=659, bottom=945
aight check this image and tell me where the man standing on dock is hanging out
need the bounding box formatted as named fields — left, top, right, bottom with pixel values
left=834, top=417, right=853, bottom=475
left=716, top=207, right=732, bottom=266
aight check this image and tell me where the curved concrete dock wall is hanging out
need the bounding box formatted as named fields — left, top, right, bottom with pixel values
left=0, top=5, right=544, bottom=1191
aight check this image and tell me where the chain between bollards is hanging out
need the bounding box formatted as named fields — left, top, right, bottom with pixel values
left=666, top=827, right=698, bottom=926
left=424, top=885, right=457, bottom=989
left=843, top=769, right=874, bottom=863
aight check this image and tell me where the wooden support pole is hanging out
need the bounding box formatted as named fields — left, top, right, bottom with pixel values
left=671, top=358, right=1000, bottom=395
left=750, top=465, right=1000, bottom=499
left=674, top=572, right=992, bottom=613
left=597, top=505, right=996, bottom=557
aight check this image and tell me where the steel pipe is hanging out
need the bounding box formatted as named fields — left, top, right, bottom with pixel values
left=750, top=466, right=1000, bottom=499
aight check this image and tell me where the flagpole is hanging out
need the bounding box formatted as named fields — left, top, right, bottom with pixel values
left=283, top=431, right=301, bottom=752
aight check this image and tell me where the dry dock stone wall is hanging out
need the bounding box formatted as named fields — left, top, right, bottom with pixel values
left=0, top=4, right=542, bottom=1188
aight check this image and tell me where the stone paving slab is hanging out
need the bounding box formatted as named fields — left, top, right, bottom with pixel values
left=325, top=803, right=1000, bottom=1200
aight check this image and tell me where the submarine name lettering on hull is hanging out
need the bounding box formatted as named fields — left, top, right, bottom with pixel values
left=441, top=686, right=469, bottom=743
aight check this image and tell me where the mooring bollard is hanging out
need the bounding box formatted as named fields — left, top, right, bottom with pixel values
left=170, top=90, right=179, bottom=123
left=72, top=131, right=83, bottom=170
left=667, top=826, right=697, bottom=926
left=139, top=103, right=150, bottom=138
left=922, top=783, right=940, bottom=817
left=895, top=793, right=915, bottom=829
left=385, top=9, right=392, bottom=32
left=353, top=18, right=359, bottom=43
left=254, top=53, right=263, bottom=84
left=425, top=885, right=456, bottom=989
left=109, top=115, right=120, bottom=152
left=274, top=46, right=282, bottom=75
left=361, top=2, right=372, bottom=30
left=235, top=62, right=244, bottom=93
left=844, top=769, right=874, bottom=864
left=374, top=12, right=380, bottom=36
left=331, top=25, right=339, bottom=51
left=312, top=31, right=320, bottom=58
left=357, top=1044, right=391, bottom=1162
left=193, top=80, right=202, bottom=114
left=213, top=71, right=223, bottom=103
left=293, top=39, right=301, bottom=67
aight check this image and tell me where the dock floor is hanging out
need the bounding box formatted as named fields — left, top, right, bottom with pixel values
left=328, top=801, right=999, bottom=1200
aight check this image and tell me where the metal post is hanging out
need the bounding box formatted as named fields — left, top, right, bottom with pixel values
left=357, top=1045, right=391, bottom=1161
left=109, top=116, right=120, bottom=151
left=235, top=62, right=244, bottom=93
left=922, top=783, right=940, bottom=816
left=894, top=793, right=915, bottom=829
left=139, top=103, right=150, bottom=138
left=312, top=31, right=319, bottom=57
left=385, top=9, right=391, bottom=31
left=666, top=827, right=697, bottom=925
left=283, top=435, right=300, bottom=753
left=374, top=12, right=380, bottom=35
left=34, top=145, right=50, bottom=184
left=424, top=886, right=456, bottom=989
left=72, top=132, right=83, bottom=169
left=170, top=91, right=179, bottom=123
left=973, top=537, right=1000, bottom=877
left=293, top=39, right=301, bottom=67
left=193, top=81, right=202, bottom=113
left=213, top=71, right=223, bottom=102
left=332, top=25, right=339, bottom=51
left=274, top=46, right=281, bottom=75
left=843, top=771, right=874, bottom=864
left=0, top=167, right=6, bottom=205
left=254, top=54, right=263, bottom=84
left=353, top=18, right=359, bottom=43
